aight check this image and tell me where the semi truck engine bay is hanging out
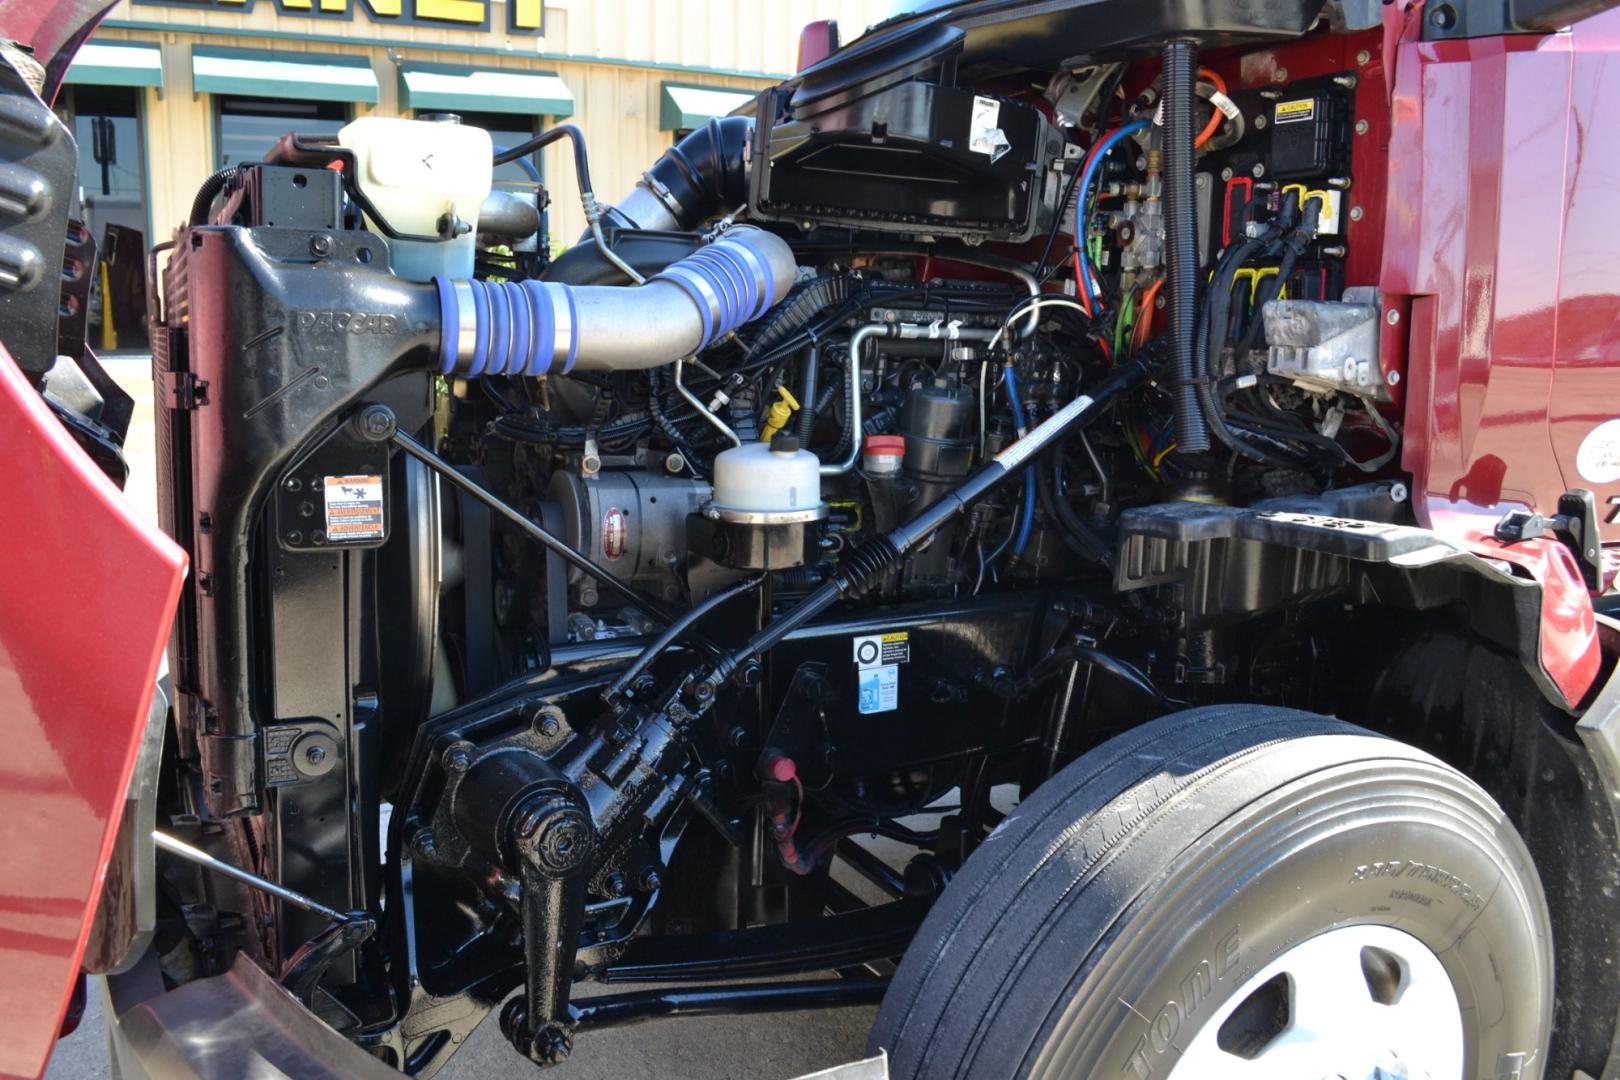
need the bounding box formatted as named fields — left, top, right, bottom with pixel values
left=99, top=0, right=1620, bottom=1077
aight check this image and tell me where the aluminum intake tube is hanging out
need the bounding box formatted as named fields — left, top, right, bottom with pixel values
left=434, top=225, right=795, bottom=375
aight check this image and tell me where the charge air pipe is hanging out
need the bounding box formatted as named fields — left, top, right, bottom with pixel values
left=433, top=225, right=796, bottom=375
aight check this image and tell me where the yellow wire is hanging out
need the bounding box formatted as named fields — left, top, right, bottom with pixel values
left=1151, top=441, right=1178, bottom=468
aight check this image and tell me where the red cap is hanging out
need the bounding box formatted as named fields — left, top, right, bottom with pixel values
left=764, top=754, right=798, bottom=783
left=863, top=435, right=906, bottom=456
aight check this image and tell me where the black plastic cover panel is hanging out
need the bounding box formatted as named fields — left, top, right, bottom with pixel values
left=751, top=81, right=1056, bottom=243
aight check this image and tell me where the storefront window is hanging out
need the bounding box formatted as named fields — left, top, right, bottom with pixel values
left=217, top=97, right=347, bottom=168
left=63, top=85, right=150, bottom=352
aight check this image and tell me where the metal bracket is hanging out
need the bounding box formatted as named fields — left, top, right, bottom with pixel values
left=1494, top=488, right=1603, bottom=589
left=162, top=371, right=210, bottom=410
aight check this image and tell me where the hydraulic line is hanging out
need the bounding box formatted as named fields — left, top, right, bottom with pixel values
left=693, top=358, right=1150, bottom=703
left=188, top=166, right=240, bottom=226
left=1162, top=39, right=1209, bottom=454
left=494, top=123, right=644, bottom=285
left=603, top=573, right=765, bottom=708
left=1003, top=365, right=1036, bottom=557
left=1072, top=120, right=1151, bottom=303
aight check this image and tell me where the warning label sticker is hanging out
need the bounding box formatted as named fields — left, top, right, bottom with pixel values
left=858, top=664, right=899, bottom=715
left=323, top=475, right=385, bottom=542
left=1273, top=98, right=1316, bottom=124
left=854, top=631, right=910, bottom=669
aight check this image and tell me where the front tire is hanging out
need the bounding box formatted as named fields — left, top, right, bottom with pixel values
left=869, top=705, right=1553, bottom=1079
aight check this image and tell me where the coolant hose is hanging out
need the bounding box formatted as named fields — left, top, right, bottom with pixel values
left=1162, top=39, right=1210, bottom=454
left=434, top=225, right=796, bottom=375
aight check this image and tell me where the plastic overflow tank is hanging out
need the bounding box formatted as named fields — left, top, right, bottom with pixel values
left=710, top=437, right=824, bottom=520
left=337, top=116, right=492, bottom=282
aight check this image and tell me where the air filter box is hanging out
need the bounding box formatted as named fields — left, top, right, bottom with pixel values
left=749, top=80, right=1057, bottom=244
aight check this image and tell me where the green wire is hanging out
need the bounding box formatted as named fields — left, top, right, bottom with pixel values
left=1113, top=288, right=1137, bottom=359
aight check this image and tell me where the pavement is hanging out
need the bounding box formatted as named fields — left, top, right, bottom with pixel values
left=46, top=981, right=877, bottom=1080
left=45, top=353, right=879, bottom=1079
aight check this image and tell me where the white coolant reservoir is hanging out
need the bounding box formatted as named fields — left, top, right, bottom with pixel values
left=709, top=436, right=826, bottom=523
left=337, top=117, right=492, bottom=281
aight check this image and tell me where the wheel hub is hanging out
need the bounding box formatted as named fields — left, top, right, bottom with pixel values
left=1168, top=925, right=1463, bottom=1080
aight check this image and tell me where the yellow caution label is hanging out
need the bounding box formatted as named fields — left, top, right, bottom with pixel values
left=1274, top=99, right=1316, bottom=124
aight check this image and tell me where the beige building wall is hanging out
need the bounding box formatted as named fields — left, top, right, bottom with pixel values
left=88, top=0, right=897, bottom=245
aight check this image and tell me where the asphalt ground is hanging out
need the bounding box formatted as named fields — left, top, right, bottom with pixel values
left=45, top=354, right=881, bottom=1078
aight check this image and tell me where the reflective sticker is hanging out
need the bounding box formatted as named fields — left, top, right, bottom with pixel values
left=858, top=664, right=899, bottom=714
left=323, top=475, right=384, bottom=541
left=1576, top=419, right=1620, bottom=484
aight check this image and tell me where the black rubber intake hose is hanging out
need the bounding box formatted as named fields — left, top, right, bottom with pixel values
left=1162, top=39, right=1209, bottom=454
left=614, top=116, right=753, bottom=232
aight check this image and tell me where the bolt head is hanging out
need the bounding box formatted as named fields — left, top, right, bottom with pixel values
left=638, top=866, right=663, bottom=892
left=412, top=828, right=437, bottom=857
left=1349, top=205, right=1364, bottom=222
left=1219, top=167, right=1234, bottom=181
left=1252, top=163, right=1267, bottom=178
left=1386, top=308, right=1402, bottom=326
left=1254, top=113, right=1269, bottom=131
left=1355, top=118, right=1371, bottom=135
left=443, top=743, right=473, bottom=772
left=1357, top=49, right=1372, bottom=65
left=1272, top=67, right=1289, bottom=83
left=304, top=745, right=327, bottom=765
left=309, top=235, right=332, bottom=257
left=1387, top=369, right=1402, bottom=385
left=356, top=403, right=395, bottom=441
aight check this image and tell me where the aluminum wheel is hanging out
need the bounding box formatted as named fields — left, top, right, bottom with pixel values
left=1167, top=924, right=1464, bottom=1080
